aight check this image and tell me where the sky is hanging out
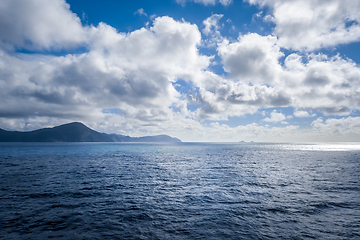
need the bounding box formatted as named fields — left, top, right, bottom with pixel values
left=1, top=0, right=360, bottom=142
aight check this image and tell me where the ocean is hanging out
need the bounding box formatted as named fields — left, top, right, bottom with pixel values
left=0, top=142, right=359, bottom=239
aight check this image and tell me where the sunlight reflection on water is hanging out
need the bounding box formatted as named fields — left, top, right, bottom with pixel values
left=278, top=143, right=360, bottom=151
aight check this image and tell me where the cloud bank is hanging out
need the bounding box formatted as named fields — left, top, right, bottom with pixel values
left=0, top=0, right=360, bottom=142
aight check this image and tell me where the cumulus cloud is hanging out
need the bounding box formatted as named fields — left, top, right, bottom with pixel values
left=213, top=31, right=360, bottom=118
left=203, top=14, right=223, bottom=36
left=0, top=1, right=215, bottom=136
left=0, top=13, right=211, bottom=127
left=247, top=0, right=360, bottom=51
left=199, top=33, right=360, bottom=119
left=0, top=0, right=86, bottom=50
left=312, top=116, right=360, bottom=130
left=262, top=110, right=286, bottom=123
left=0, top=0, right=360, bottom=142
left=202, top=14, right=224, bottom=46
left=217, top=33, right=283, bottom=84
left=294, top=110, right=316, bottom=118
left=282, top=53, right=360, bottom=116
left=180, top=31, right=360, bottom=120
left=310, top=116, right=360, bottom=141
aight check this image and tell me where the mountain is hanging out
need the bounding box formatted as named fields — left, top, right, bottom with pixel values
left=0, top=122, right=181, bottom=143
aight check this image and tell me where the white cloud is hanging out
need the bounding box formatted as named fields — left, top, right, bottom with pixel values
left=176, top=0, right=215, bottom=6
left=263, top=110, right=286, bottom=123
left=134, top=8, right=147, bottom=16
left=203, top=14, right=223, bottom=36
left=217, top=33, right=283, bottom=85
left=167, top=116, right=360, bottom=142
left=213, top=35, right=360, bottom=118
left=0, top=0, right=86, bottom=50
left=282, top=53, right=360, bottom=116
left=202, top=14, right=224, bottom=46
left=0, top=16, right=211, bottom=127
left=310, top=116, right=360, bottom=141
left=180, top=37, right=360, bottom=121
left=247, top=0, right=360, bottom=51
left=294, top=110, right=316, bottom=118
left=182, top=68, right=295, bottom=120
left=176, top=0, right=232, bottom=6
left=196, top=0, right=216, bottom=5
left=219, top=0, right=233, bottom=6
left=0, top=0, right=360, bottom=142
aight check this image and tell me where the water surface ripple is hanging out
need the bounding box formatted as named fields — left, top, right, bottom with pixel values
left=0, top=142, right=359, bottom=239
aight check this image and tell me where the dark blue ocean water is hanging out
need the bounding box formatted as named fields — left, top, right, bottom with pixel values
left=0, top=142, right=359, bottom=239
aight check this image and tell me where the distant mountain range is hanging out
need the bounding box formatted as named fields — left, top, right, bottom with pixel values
left=0, top=122, right=181, bottom=143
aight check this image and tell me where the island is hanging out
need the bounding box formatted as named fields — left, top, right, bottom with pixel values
left=0, top=122, right=181, bottom=143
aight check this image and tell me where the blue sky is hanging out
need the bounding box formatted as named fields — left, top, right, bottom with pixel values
left=1, top=0, right=360, bottom=142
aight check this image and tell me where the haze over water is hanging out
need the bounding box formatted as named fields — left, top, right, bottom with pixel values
left=1, top=142, right=359, bottom=239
